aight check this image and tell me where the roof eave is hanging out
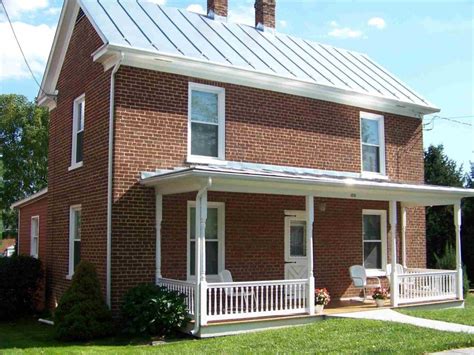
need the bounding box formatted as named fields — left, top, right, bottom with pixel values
left=95, top=45, right=440, bottom=118
left=11, top=188, right=48, bottom=209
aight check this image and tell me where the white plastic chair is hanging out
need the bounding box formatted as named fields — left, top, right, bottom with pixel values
left=349, top=265, right=382, bottom=301
left=219, top=270, right=255, bottom=309
left=386, top=263, right=405, bottom=283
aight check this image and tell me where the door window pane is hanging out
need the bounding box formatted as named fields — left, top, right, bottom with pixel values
left=191, top=91, right=218, bottom=123
left=364, top=242, right=381, bottom=269
left=290, top=222, right=306, bottom=257
left=362, top=145, right=380, bottom=172
left=191, top=123, right=218, bottom=157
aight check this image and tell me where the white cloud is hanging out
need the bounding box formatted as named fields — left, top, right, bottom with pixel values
left=2, top=0, right=49, bottom=19
left=229, top=5, right=254, bottom=26
left=328, top=27, right=363, bottom=39
left=43, top=7, right=61, bottom=16
left=329, top=20, right=338, bottom=28
left=0, top=21, right=56, bottom=80
left=186, top=4, right=206, bottom=15
left=279, top=20, right=287, bottom=29
left=368, top=17, right=386, bottom=30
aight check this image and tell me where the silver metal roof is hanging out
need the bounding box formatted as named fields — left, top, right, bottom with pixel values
left=81, top=0, right=435, bottom=110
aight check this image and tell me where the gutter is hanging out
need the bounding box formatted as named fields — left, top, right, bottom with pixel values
left=191, top=178, right=212, bottom=336
left=106, top=52, right=124, bottom=308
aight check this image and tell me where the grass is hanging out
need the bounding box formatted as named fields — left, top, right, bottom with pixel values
left=398, top=293, right=474, bottom=326
left=1, top=316, right=473, bottom=354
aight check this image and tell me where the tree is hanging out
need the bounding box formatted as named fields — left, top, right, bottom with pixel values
left=0, top=94, right=49, bottom=237
left=424, top=145, right=465, bottom=267
left=461, top=163, right=474, bottom=284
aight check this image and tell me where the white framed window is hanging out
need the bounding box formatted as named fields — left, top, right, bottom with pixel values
left=30, top=216, right=39, bottom=258
left=362, top=209, right=387, bottom=274
left=68, top=205, right=82, bottom=278
left=187, top=83, right=225, bottom=164
left=360, top=112, right=385, bottom=177
left=187, top=201, right=225, bottom=282
left=70, top=94, right=85, bottom=170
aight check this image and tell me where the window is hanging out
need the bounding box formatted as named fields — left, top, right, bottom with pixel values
left=68, top=205, right=82, bottom=277
left=187, top=202, right=225, bottom=281
left=360, top=112, right=385, bottom=176
left=290, top=221, right=306, bottom=257
left=30, top=216, right=39, bottom=258
left=188, top=83, right=225, bottom=163
left=70, top=94, right=85, bottom=169
left=362, top=210, right=387, bottom=272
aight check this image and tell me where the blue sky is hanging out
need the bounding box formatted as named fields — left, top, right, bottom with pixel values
left=1, top=0, right=473, bottom=173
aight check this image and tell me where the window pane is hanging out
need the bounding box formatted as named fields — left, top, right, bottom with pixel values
left=191, top=90, right=218, bottom=124
left=206, top=208, right=218, bottom=240
left=32, top=218, right=39, bottom=237
left=290, top=222, right=306, bottom=257
left=364, top=242, right=381, bottom=269
left=190, top=208, right=196, bottom=240
left=206, top=241, right=218, bottom=275
left=76, top=131, right=83, bottom=163
left=362, top=145, right=380, bottom=172
left=191, top=123, right=218, bottom=157
left=77, top=101, right=84, bottom=131
left=75, top=210, right=82, bottom=241
left=190, top=241, right=195, bottom=275
left=74, top=240, right=81, bottom=269
left=363, top=215, right=381, bottom=241
left=361, top=118, right=379, bottom=145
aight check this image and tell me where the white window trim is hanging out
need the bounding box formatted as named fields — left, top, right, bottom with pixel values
left=70, top=94, right=85, bottom=170
left=187, top=82, right=225, bottom=164
left=284, top=210, right=307, bottom=260
left=360, top=111, right=386, bottom=178
left=67, top=205, right=82, bottom=279
left=187, top=201, right=225, bottom=282
left=362, top=209, right=387, bottom=276
left=30, top=216, right=39, bottom=258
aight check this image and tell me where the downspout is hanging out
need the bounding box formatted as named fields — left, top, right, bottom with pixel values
left=106, top=52, right=124, bottom=308
left=191, top=177, right=212, bottom=336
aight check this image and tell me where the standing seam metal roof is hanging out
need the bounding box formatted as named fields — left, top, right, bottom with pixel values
left=81, top=0, right=435, bottom=109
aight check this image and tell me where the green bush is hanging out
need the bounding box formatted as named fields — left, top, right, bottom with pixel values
left=434, top=243, right=470, bottom=297
left=54, top=261, right=113, bottom=341
left=0, top=255, right=43, bottom=320
left=121, top=283, right=190, bottom=337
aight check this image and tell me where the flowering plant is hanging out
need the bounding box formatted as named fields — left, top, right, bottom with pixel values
left=315, top=288, right=331, bottom=306
left=372, top=287, right=389, bottom=300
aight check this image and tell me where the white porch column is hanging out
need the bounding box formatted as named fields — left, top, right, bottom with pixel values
left=401, top=204, right=407, bottom=268
left=155, top=192, right=163, bottom=283
left=198, top=191, right=208, bottom=325
left=306, top=195, right=315, bottom=315
left=389, top=200, right=399, bottom=307
left=454, top=201, right=463, bottom=300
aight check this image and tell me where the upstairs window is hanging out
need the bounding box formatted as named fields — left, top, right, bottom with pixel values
left=30, top=216, right=39, bottom=258
left=360, top=112, right=385, bottom=176
left=70, top=94, right=85, bottom=170
left=188, top=83, right=225, bottom=163
left=68, top=205, right=82, bottom=277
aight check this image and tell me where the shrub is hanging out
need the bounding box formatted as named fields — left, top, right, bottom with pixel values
left=0, top=255, right=43, bottom=320
left=121, top=283, right=190, bottom=337
left=54, top=261, right=113, bottom=341
left=434, top=243, right=470, bottom=297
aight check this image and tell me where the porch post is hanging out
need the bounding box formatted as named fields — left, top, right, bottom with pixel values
left=389, top=200, right=399, bottom=307
left=198, top=191, right=208, bottom=325
left=401, top=204, right=407, bottom=268
left=155, top=192, right=163, bottom=282
left=454, top=201, right=463, bottom=300
left=306, top=195, right=315, bottom=315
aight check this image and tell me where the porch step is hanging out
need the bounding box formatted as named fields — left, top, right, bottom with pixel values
left=395, top=298, right=463, bottom=311
left=197, top=314, right=324, bottom=338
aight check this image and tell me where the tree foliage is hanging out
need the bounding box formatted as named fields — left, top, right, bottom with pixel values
left=0, top=94, right=49, bottom=237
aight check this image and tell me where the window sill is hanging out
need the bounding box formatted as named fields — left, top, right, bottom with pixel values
left=366, top=269, right=387, bottom=277
left=68, top=162, right=83, bottom=171
left=187, top=156, right=226, bottom=166
left=360, top=172, right=388, bottom=180
left=65, top=274, right=73, bottom=280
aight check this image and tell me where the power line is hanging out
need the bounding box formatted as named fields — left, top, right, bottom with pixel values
left=0, top=0, right=49, bottom=97
left=423, top=115, right=473, bottom=130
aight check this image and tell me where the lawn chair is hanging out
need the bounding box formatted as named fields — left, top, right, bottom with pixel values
left=219, top=270, right=255, bottom=311
left=349, top=265, right=382, bottom=301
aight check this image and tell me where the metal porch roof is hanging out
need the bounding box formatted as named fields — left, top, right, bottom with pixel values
left=80, top=0, right=437, bottom=112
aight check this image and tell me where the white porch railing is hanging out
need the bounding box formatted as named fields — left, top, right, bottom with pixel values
left=157, top=278, right=195, bottom=315
left=206, top=279, right=308, bottom=321
left=398, top=269, right=457, bottom=304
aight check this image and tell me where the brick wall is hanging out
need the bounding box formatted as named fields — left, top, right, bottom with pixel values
left=47, top=16, right=110, bottom=309
left=17, top=195, right=48, bottom=310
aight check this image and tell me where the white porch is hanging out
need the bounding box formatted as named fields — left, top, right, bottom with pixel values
left=141, top=163, right=473, bottom=333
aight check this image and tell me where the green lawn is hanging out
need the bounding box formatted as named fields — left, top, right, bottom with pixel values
left=1, top=316, right=473, bottom=354
left=398, top=294, right=474, bottom=326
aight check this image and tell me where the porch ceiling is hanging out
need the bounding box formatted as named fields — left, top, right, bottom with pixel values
left=140, top=164, right=474, bottom=206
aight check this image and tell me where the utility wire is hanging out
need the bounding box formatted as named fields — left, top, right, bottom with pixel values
left=423, top=115, right=473, bottom=130
left=0, top=0, right=51, bottom=97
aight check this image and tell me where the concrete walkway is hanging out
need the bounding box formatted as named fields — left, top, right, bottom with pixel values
left=431, top=348, right=474, bottom=354
left=328, top=309, right=474, bottom=334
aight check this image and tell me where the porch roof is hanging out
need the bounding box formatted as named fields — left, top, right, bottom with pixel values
left=140, top=163, right=474, bottom=207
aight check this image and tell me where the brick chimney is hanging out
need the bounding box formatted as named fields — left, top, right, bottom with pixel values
left=255, top=0, right=275, bottom=30
left=207, top=0, right=228, bottom=19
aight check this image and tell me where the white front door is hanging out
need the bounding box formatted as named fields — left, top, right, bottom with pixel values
left=284, top=211, right=308, bottom=280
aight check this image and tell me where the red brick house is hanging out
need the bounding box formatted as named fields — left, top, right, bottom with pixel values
left=14, top=0, right=474, bottom=336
